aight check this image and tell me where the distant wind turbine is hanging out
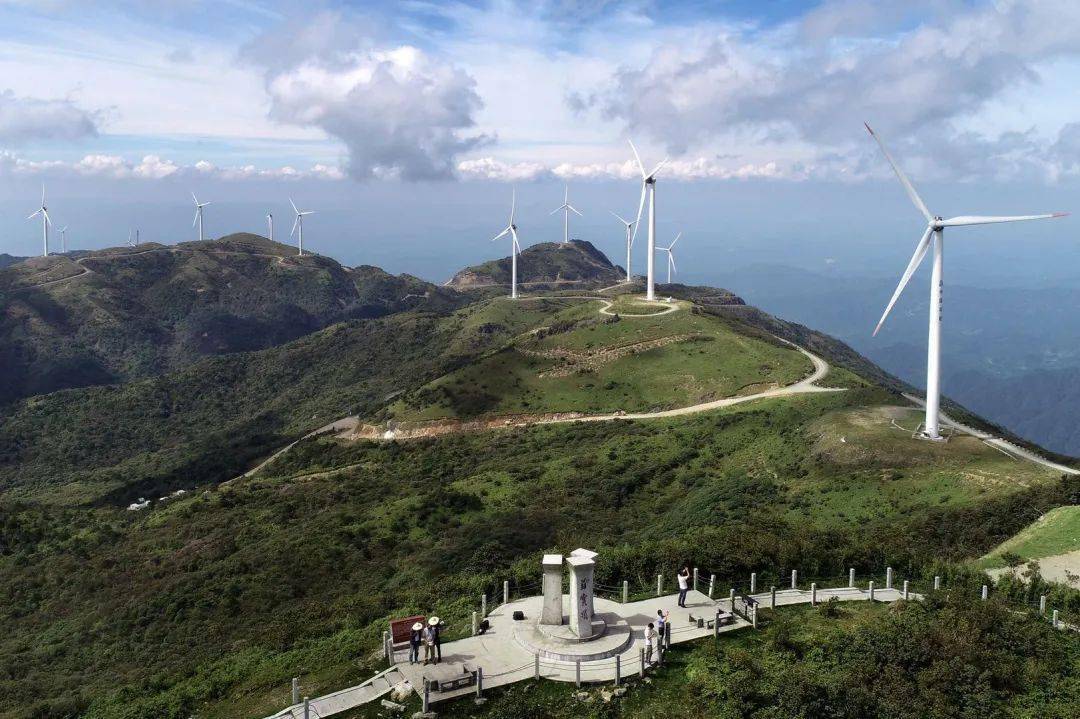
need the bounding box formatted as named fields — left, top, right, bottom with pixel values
left=191, top=193, right=210, bottom=242
left=267, top=212, right=274, bottom=242
left=657, top=232, right=680, bottom=284
left=290, top=198, right=314, bottom=256
left=490, top=188, right=521, bottom=299
left=27, top=185, right=51, bottom=257
left=610, top=211, right=636, bottom=283
left=629, top=140, right=669, bottom=301
left=550, top=185, right=582, bottom=245
left=865, top=122, right=1068, bottom=441
left=59, top=226, right=68, bottom=253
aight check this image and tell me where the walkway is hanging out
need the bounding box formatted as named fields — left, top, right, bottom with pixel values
left=263, top=583, right=912, bottom=718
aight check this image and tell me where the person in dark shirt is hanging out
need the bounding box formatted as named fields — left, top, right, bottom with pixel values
left=409, top=622, right=423, bottom=664
left=429, top=616, right=443, bottom=664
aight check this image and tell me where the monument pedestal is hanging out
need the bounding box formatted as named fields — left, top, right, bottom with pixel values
left=541, top=554, right=563, bottom=626
left=567, top=555, right=596, bottom=640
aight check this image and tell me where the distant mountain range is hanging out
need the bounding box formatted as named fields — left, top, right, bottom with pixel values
left=0, top=253, right=25, bottom=270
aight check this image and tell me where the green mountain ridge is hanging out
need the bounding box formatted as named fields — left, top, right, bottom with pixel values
left=448, top=239, right=624, bottom=288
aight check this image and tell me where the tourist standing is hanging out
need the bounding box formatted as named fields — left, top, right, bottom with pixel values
left=409, top=621, right=423, bottom=664
left=644, top=622, right=656, bottom=665
left=429, top=616, right=443, bottom=664
left=656, top=608, right=669, bottom=646
left=423, top=622, right=436, bottom=665
left=677, top=566, right=691, bottom=607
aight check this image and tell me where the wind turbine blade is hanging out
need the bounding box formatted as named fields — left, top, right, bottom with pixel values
left=509, top=188, right=516, bottom=224
left=291, top=216, right=300, bottom=237
left=568, top=204, right=582, bottom=217
left=939, top=212, right=1068, bottom=227
left=864, top=123, right=932, bottom=222
left=41, top=184, right=46, bottom=206
left=564, top=185, right=568, bottom=204
left=300, top=211, right=315, bottom=216
left=632, top=182, right=646, bottom=243
left=491, top=227, right=510, bottom=242
left=193, top=210, right=199, bottom=227
left=873, top=227, right=933, bottom=336
left=647, top=158, right=669, bottom=179
left=509, top=227, right=520, bottom=254
left=611, top=211, right=628, bottom=225
left=27, top=210, right=40, bottom=220
left=669, top=254, right=676, bottom=273
left=42, top=209, right=51, bottom=226
left=628, top=139, right=646, bottom=178
left=191, top=192, right=199, bottom=205
left=549, top=206, right=563, bottom=215
left=669, top=232, right=680, bottom=249
left=290, top=198, right=299, bottom=215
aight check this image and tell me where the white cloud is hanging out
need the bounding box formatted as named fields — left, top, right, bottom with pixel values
left=458, top=155, right=789, bottom=182
left=0, top=89, right=99, bottom=144
left=0, top=151, right=342, bottom=182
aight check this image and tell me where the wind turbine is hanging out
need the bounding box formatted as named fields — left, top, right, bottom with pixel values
left=27, top=185, right=51, bottom=257
left=657, top=232, right=680, bottom=284
left=267, top=212, right=274, bottom=242
left=865, top=123, right=1067, bottom=441
left=191, top=193, right=210, bottom=242
left=290, top=198, right=314, bottom=256
left=629, top=139, right=669, bottom=301
left=59, top=226, right=68, bottom=253
left=550, top=185, right=582, bottom=245
left=490, top=189, right=521, bottom=299
left=610, top=211, right=636, bottom=283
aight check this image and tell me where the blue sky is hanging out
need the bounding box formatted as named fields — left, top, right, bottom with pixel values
left=2, top=0, right=1080, bottom=287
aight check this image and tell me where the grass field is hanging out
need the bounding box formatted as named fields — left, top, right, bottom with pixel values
left=977, top=505, right=1080, bottom=569
left=383, top=300, right=812, bottom=421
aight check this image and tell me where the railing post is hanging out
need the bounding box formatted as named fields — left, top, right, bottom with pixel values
left=933, top=575, right=941, bottom=591
left=886, top=566, right=893, bottom=590
left=902, top=580, right=909, bottom=600
left=482, top=593, right=487, bottom=617
left=665, top=623, right=672, bottom=649
left=423, top=680, right=430, bottom=713
left=639, top=647, right=646, bottom=677
left=291, top=677, right=299, bottom=705
left=476, top=667, right=483, bottom=698
left=751, top=604, right=758, bottom=629
left=708, top=574, right=715, bottom=599
left=382, top=630, right=390, bottom=661
left=811, top=582, right=817, bottom=606
left=575, top=660, right=581, bottom=687
left=849, top=568, right=855, bottom=588
left=657, top=574, right=663, bottom=596
left=728, top=587, right=735, bottom=610
left=615, top=655, right=621, bottom=686
left=534, top=653, right=540, bottom=680
left=750, top=572, right=757, bottom=594
left=1040, top=595, right=1047, bottom=614
left=472, top=611, right=479, bottom=636
left=1052, top=609, right=1060, bottom=629
left=770, top=586, right=777, bottom=609
left=981, top=585, right=988, bottom=601
left=869, top=580, right=875, bottom=601
left=623, top=580, right=629, bottom=604
left=657, top=641, right=664, bottom=666
left=504, top=580, right=509, bottom=605
left=303, top=697, right=310, bottom=719
left=791, top=569, right=798, bottom=590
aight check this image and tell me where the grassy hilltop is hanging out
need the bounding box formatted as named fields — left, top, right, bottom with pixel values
left=0, top=240, right=1077, bottom=719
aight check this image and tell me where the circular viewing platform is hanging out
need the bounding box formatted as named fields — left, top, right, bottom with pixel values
left=514, top=612, right=634, bottom=662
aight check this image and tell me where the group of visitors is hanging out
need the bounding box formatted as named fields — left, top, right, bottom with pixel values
left=644, top=565, right=691, bottom=665
left=408, top=616, right=443, bottom=665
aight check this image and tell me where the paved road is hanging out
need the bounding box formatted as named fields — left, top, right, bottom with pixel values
left=902, top=393, right=1079, bottom=476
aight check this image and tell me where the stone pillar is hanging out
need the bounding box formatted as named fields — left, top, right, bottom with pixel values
left=575, top=661, right=582, bottom=687
left=476, top=667, right=483, bottom=698
left=981, top=585, right=988, bottom=601
left=423, top=683, right=430, bottom=714
left=1052, top=609, right=1059, bottom=629
left=903, top=580, right=909, bottom=600
left=472, top=611, right=479, bottom=635
left=503, top=580, right=509, bottom=605
left=811, top=582, right=817, bottom=606
left=1039, top=595, right=1047, bottom=614
left=657, top=574, right=663, bottom=596
left=639, top=647, right=646, bottom=677
left=869, top=581, right=875, bottom=601
left=292, top=677, right=300, bottom=705
left=933, top=575, right=941, bottom=591
left=481, top=593, right=487, bottom=617
left=623, top=580, right=629, bottom=604
left=708, top=574, right=715, bottom=599
left=567, top=555, right=597, bottom=639
left=729, top=587, right=735, bottom=609
left=534, top=653, right=540, bottom=680
left=886, top=567, right=893, bottom=589
left=541, top=554, right=564, bottom=626
left=791, top=569, right=798, bottom=589
left=615, top=655, right=621, bottom=686
left=693, top=567, right=699, bottom=592
left=849, top=568, right=855, bottom=588
left=770, top=586, right=777, bottom=609
left=750, top=572, right=757, bottom=594
left=303, top=698, right=310, bottom=719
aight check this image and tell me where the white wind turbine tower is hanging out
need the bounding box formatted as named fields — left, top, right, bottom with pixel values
left=550, top=185, right=582, bottom=244
left=59, top=226, right=68, bottom=253
left=27, top=185, right=51, bottom=257
left=191, top=193, right=210, bottom=242
left=267, top=212, right=274, bottom=242
left=629, top=139, right=669, bottom=301
left=490, top=189, right=521, bottom=299
left=610, top=212, right=636, bottom=283
left=866, top=123, right=1067, bottom=441
left=290, top=198, right=314, bottom=256
left=657, top=232, right=680, bottom=284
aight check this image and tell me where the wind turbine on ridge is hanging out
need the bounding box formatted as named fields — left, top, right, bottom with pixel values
left=267, top=211, right=274, bottom=242
left=27, top=185, right=51, bottom=257
left=629, top=139, right=669, bottom=301
left=59, top=226, right=68, bottom=254
left=290, top=198, right=314, bottom=256
left=610, top=211, right=636, bottom=283
left=191, top=193, right=210, bottom=242
left=490, top=188, right=521, bottom=299
left=865, top=122, right=1067, bottom=441
left=657, top=232, right=680, bottom=284
left=550, top=185, right=582, bottom=245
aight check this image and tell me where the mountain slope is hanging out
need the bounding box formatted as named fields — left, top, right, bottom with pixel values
left=447, top=239, right=624, bottom=289
left=0, top=234, right=462, bottom=405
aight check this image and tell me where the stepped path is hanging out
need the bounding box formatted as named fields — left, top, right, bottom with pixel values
left=261, top=583, right=917, bottom=719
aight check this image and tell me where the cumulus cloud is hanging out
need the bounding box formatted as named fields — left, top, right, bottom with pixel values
left=246, top=13, right=489, bottom=181
left=0, top=89, right=99, bottom=144
left=457, top=155, right=788, bottom=182
left=0, top=151, right=342, bottom=181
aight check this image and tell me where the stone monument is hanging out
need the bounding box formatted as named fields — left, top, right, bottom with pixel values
left=566, top=554, right=597, bottom=639
left=541, top=554, right=564, bottom=625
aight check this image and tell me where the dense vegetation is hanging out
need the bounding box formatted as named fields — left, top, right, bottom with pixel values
left=448, top=240, right=623, bottom=289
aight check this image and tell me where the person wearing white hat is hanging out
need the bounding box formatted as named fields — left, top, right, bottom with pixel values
left=422, top=620, right=437, bottom=665
left=428, top=616, right=443, bottom=664
left=409, top=622, right=424, bottom=664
